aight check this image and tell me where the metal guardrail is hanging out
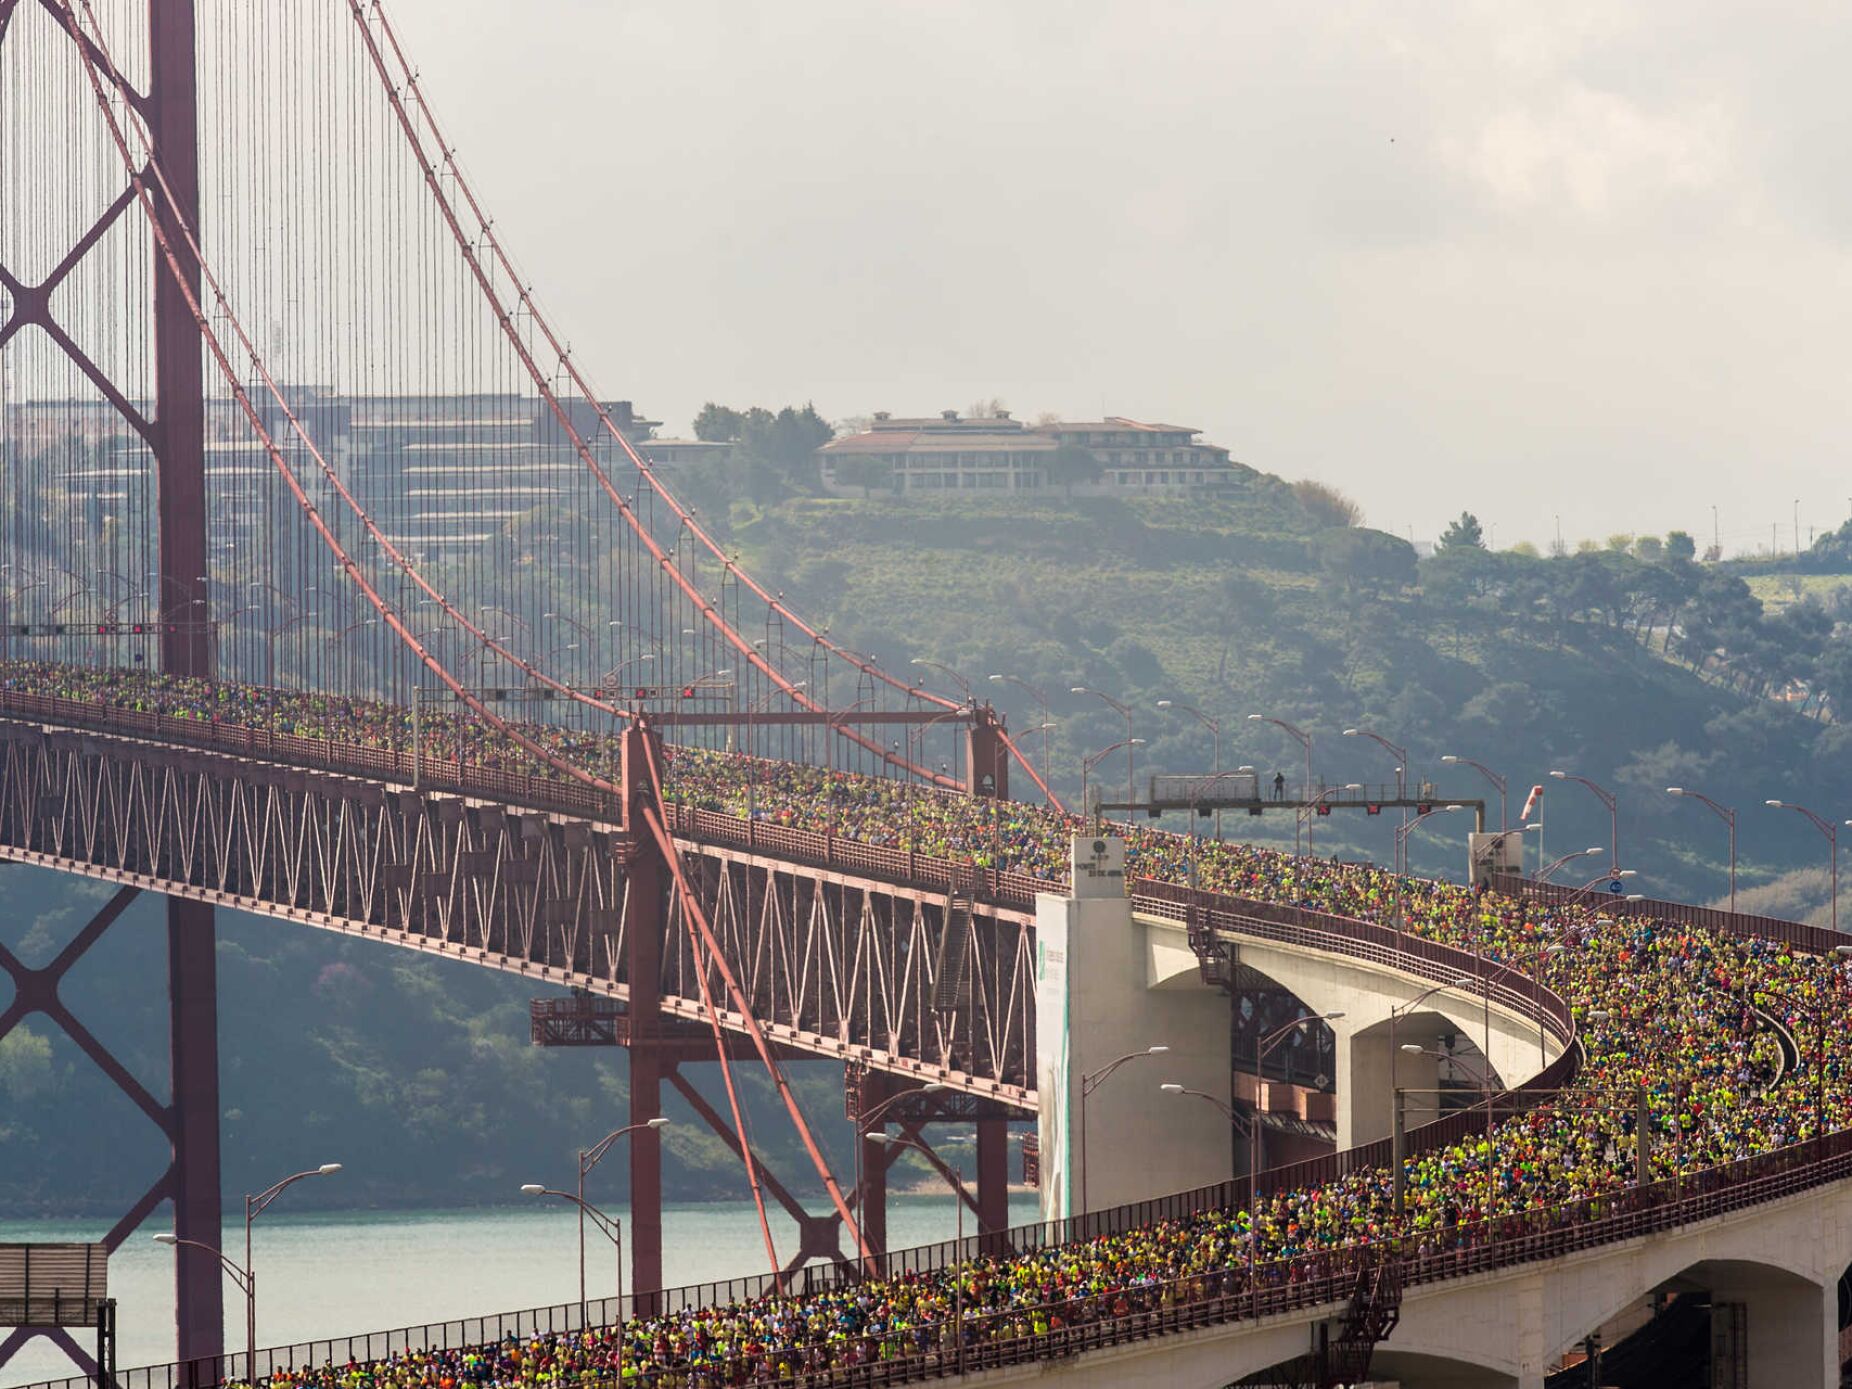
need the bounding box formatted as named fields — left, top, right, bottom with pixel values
left=21, top=1124, right=1852, bottom=1389
left=6, top=691, right=1845, bottom=1389
left=1489, top=872, right=1843, bottom=955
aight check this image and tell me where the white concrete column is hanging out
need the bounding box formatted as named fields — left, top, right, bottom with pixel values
left=1711, top=1275, right=1835, bottom=1389
left=1036, top=837, right=1229, bottom=1221
left=1338, top=1028, right=1442, bottom=1148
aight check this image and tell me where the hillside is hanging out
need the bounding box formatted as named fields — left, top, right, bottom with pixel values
left=731, top=485, right=1846, bottom=910
left=7, top=465, right=1852, bottom=1215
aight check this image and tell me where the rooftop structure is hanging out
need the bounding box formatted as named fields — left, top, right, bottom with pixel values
left=818, top=408, right=1237, bottom=496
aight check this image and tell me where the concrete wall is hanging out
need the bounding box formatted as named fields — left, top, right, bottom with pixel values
left=972, top=1169, right=1852, bottom=1388
left=1036, top=889, right=1230, bottom=1219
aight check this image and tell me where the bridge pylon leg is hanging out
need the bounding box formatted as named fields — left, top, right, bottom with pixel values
left=168, top=899, right=224, bottom=1385
left=976, top=1115, right=1010, bottom=1253
left=966, top=708, right=1009, bottom=800
left=620, top=723, right=670, bottom=1312
left=854, top=1069, right=890, bottom=1260
left=622, top=849, right=666, bottom=1308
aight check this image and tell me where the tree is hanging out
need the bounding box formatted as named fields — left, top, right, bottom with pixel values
left=693, top=403, right=746, bottom=443
left=1665, top=531, right=1697, bottom=563
left=1437, top=512, right=1485, bottom=551
left=1043, top=443, right=1103, bottom=499
left=1319, top=527, right=1417, bottom=595
left=1291, top=479, right=1363, bottom=528
left=831, top=456, right=893, bottom=499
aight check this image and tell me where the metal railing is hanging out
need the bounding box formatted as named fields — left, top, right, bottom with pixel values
left=22, top=1123, right=1852, bottom=1389
left=1489, top=872, right=1843, bottom=955
left=9, top=690, right=1848, bottom=1389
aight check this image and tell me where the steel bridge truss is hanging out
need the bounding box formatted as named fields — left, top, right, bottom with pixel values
left=0, top=721, right=1038, bottom=1103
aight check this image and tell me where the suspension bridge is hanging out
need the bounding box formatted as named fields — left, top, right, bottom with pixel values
left=6, top=3, right=1852, bottom=1386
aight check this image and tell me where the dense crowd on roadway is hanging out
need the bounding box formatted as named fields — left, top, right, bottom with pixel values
left=1, top=660, right=1844, bottom=1387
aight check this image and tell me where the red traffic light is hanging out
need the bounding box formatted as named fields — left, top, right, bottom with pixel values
left=1416, top=802, right=1434, bottom=815
left=1366, top=804, right=1381, bottom=816
left=1315, top=803, right=1331, bottom=817
left=680, top=686, right=696, bottom=698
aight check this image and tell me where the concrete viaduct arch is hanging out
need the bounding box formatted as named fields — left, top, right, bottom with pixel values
left=960, top=1165, right=1852, bottom=1388
left=1142, top=912, right=1566, bottom=1148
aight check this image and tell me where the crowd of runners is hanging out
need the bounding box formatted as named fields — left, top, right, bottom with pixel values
left=0, top=659, right=1840, bottom=1387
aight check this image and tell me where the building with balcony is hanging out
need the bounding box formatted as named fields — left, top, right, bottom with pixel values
left=817, top=409, right=1236, bottom=497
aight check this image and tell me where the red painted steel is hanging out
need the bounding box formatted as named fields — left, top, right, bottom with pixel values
left=620, top=726, right=669, bottom=1306
left=27, top=1115, right=1852, bottom=1389
left=634, top=732, right=863, bottom=1266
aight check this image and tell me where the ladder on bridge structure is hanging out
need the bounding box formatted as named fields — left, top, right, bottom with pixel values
left=1232, top=1249, right=1403, bottom=1389
left=1187, top=900, right=1234, bottom=990
left=931, top=866, right=977, bottom=1012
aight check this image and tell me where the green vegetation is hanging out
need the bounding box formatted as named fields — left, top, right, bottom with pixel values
left=11, top=404, right=1852, bottom=1216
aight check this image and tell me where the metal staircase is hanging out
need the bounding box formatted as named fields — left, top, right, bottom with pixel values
left=1231, top=1249, right=1403, bottom=1389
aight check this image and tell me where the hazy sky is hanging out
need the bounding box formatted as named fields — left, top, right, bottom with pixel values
left=390, top=1, right=1852, bottom=554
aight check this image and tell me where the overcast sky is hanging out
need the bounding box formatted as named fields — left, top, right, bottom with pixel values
left=389, top=1, right=1852, bottom=553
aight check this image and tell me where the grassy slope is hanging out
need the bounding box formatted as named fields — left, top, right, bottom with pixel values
left=8, top=469, right=1845, bottom=1215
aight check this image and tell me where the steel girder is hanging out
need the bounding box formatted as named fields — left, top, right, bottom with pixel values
left=0, top=722, right=1039, bottom=1106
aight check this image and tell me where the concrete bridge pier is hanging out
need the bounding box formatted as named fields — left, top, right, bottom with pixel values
left=1338, top=1026, right=1441, bottom=1147
left=1385, top=1254, right=1839, bottom=1389
left=1036, top=837, right=1231, bottom=1221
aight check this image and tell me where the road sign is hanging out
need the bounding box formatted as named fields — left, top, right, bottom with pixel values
left=1607, top=880, right=1624, bottom=894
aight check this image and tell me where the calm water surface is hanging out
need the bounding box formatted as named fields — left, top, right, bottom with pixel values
left=0, top=1196, right=1041, bottom=1388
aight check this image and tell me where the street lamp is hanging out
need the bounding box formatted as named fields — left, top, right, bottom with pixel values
left=1247, top=714, right=1314, bottom=852
left=522, top=1185, right=629, bottom=1379
left=1391, top=806, right=1463, bottom=929
left=1166, top=1010, right=1341, bottom=1313
left=1077, top=1046, right=1169, bottom=1214
left=1343, top=726, right=1409, bottom=869
left=1247, top=1013, right=1343, bottom=1177
left=1079, top=737, right=1145, bottom=817
left=1666, top=788, right=1737, bottom=912
left=1764, top=801, right=1839, bottom=931
left=990, top=674, right=1052, bottom=799
left=1537, top=847, right=1605, bottom=883
left=1158, top=700, right=1223, bottom=838
left=853, top=1083, right=948, bottom=1261
left=574, top=1119, right=669, bottom=1323
left=152, top=1162, right=341, bottom=1387
left=863, top=1133, right=966, bottom=1373
left=1548, top=770, right=1620, bottom=877
left=1440, top=755, right=1508, bottom=830
left=1386, top=976, right=1473, bottom=1084
left=1398, top=1045, right=1498, bottom=1218
left=910, top=658, right=974, bottom=703
left=1072, top=686, right=1138, bottom=805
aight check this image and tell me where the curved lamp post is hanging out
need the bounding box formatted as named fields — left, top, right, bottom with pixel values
left=1665, top=787, right=1736, bottom=912
left=1073, top=686, right=1138, bottom=805
left=1440, top=754, right=1508, bottom=830
left=853, top=1083, right=948, bottom=1261
left=1344, top=726, right=1410, bottom=869
left=1247, top=715, right=1313, bottom=852
left=574, top=1119, right=669, bottom=1322
left=1548, top=770, right=1620, bottom=877
left=153, top=1162, right=341, bottom=1387
left=522, top=1185, right=626, bottom=1378
left=1078, top=1046, right=1169, bottom=1213
left=864, top=1133, right=966, bottom=1373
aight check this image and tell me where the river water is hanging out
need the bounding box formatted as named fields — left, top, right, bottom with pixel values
left=0, top=1195, right=1042, bottom=1387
